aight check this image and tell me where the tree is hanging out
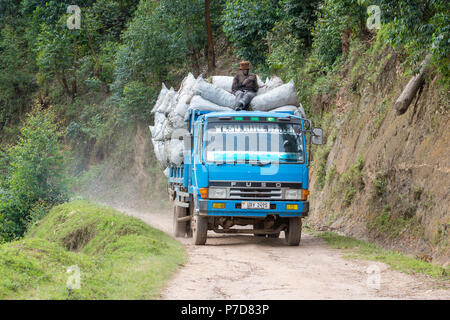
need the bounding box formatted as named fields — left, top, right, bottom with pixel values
left=311, top=0, right=366, bottom=68
left=34, top=18, right=84, bottom=101
left=0, top=105, right=68, bottom=241
left=222, top=0, right=280, bottom=68
left=0, top=20, right=37, bottom=134
left=205, top=0, right=216, bottom=73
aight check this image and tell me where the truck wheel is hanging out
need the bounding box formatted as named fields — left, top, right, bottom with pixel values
left=173, top=205, right=187, bottom=237
left=284, top=218, right=302, bottom=246
left=192, top=215, right=208, bottom=245
left=185, top=221, right=193, bottom=238
left=253, top=222, right=266, bottom=237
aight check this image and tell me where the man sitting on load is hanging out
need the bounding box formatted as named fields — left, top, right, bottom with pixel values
left=232, top=61, right=258, bottom=111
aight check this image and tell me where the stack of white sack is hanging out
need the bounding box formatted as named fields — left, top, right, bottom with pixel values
left=150, top=73, right=306, bottom=173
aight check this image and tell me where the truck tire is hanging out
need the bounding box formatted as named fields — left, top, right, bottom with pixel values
left=185, top=220, right=193, bottom=238
left=253, top=222, right=266, bottom=237
left=284, top=217, right=302, bottom=246
left=186, top=202, right=195, bottom=238
left=192, top=215, right=208, bottom=245
left=173, top=205, right=187, bottom=237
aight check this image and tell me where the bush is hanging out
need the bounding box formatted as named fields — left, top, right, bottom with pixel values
left=0, top=105, right=68, bottom=241
left=119, top=81, right=158, bottom=123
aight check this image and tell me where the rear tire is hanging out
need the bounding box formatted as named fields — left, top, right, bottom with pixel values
left=173, top=205, right=187, bottom=237
left=284, top=218, right=302, bottom=246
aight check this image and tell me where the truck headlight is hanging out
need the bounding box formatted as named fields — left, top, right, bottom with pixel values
left=285, top=189, right=302, bottom=200
left=209, top=188, right=227, bottom=199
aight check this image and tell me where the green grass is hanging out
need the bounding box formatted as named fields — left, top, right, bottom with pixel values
left=314, top=231, right=449, bottom=281
left=339, top=155, right=364, bottom=207
left=0, top=200, right=186, bottom=299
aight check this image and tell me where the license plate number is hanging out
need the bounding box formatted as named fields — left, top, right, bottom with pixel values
left=242, top=201, right=270, bottom=209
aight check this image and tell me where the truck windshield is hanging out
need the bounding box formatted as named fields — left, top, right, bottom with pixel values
left=204, top=122, right=304, bottom=164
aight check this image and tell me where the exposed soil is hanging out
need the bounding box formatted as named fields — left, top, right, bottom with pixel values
left=120, top=207, right=449, bottom=300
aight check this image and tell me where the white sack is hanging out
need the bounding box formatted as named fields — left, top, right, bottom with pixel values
left=250, top=80, right=299, bottom=110
left=189, top=95, right=234, bottom=113
left=186, top=75, right=204, bottom=104
left=257, top=76, right=284, bottom=95
left=153, top=140, right=169, bottom=168
left=212, top=76, right=234, bottom=92
left=151, top=83, right=168, bottom=114
left=173, top=94, right=190, bottom=117
left=152, top=139, right=166, bottom=165
left=165, top=91, right=178, bottom=116
left=162, top=119, right=173, bottom=140
left=193, top=78, right=235, bottom=108
left=163, top=167, right=170, bottom=177
left=178, top=73, right=196, bottom=95
left=168, top=139, right=184, bottom=166
left=153, top=118, right=168, bottom=141
left=269, top=106, right=298, bottom=113
left=171, top=73, right=197, bottom=117
left=151, top=112, right=166, bottom=141
left=156, top=87, right=175, bottom=114
left=168, top=112, right=187, bottom=130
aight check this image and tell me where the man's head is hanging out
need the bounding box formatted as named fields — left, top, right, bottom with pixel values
left=239, top=61, right=250, bottom=75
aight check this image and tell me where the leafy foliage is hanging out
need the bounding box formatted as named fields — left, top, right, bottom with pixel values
left=0, top=18, right=37, bottom=135
left=376, top=0, right=449, bottom=80
left=312, top=0, right=366, bottom=68
left=222, top=0, right=280, bottom=68
left=0, top=106, right=68, bottom=241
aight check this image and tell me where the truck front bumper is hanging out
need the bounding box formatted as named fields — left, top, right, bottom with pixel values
left=198, top=200, right=309, bottom=217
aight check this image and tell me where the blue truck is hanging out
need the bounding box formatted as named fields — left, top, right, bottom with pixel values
left=168, top=108, right=323, bottom=245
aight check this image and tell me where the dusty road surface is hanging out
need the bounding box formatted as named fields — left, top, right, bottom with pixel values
left=121, top=208, right=449, bottom=300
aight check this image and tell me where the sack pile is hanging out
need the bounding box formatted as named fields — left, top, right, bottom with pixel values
left=149, top=73, right=306, bottom=174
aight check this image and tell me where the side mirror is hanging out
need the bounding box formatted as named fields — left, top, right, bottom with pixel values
left=312, top=128, right=323, bottom=145
left=183, top=133, right=192, bottom=150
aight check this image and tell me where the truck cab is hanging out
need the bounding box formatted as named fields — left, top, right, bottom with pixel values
left=168, top=108, right=322, bottom=245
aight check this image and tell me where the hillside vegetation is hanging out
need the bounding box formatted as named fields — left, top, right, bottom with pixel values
left=0, top=1, right=448, bottom=263
left=0, top=200, right=186, bottom=299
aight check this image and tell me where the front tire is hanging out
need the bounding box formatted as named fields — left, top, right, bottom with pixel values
left=284, top=218, right=302, bottom=246
left=192, top=215, right=208, bottom=245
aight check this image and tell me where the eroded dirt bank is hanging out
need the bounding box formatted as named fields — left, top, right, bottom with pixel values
left=120, top=208, right=449, bottom=300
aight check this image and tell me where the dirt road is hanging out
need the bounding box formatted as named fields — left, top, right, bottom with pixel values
left=123, top=208, right=449, bottom=300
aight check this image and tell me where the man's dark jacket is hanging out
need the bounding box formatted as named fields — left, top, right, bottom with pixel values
left=232, top=72, right=258, bottom=93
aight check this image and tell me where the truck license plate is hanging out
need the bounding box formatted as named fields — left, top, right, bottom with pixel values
left=242, top=201, right=270, bottom=209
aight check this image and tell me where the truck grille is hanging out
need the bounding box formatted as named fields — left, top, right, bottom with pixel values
left=229, top=187, right=282, bottom=200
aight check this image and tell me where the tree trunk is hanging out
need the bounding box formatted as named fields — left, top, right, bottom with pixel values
left=394, top=53, right=432, bottom=115
left=191, top=49, right=200, bottom=77
left=205, top=0, right=215, bottom=73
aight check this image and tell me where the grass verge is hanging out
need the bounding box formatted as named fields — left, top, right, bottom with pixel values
left=0, top=200, right=186, bottom=299
left=312, top=230, right=449, bottom=281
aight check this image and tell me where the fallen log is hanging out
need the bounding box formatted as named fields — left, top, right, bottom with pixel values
left=394, top=53, right=432, bottom=115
